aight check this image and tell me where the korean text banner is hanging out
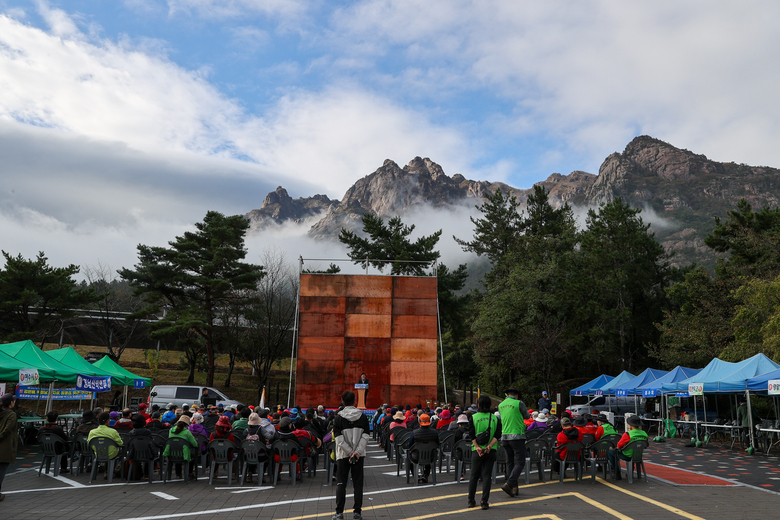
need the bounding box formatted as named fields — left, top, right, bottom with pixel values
left=15, top=386, right=95, bottom=400
left=77, top=375, right=112, bottom=392
left=19, top=369, right=39, bottom=386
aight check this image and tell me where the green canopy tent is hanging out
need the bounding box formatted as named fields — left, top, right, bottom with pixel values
left=92, top=356, right=152, bottom=409
left=46, top=347, right=115, bottom=379
left=0, top=349, right=57, bottom=382
left=0, top=340, right=83, bottom=412
left=47, top=347, right=117, bottom=409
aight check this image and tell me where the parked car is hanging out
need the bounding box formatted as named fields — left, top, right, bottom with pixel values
left=85, top=351, right=116, bottom=363
left=566, top=395, right=646, bottom=417
left=148, top=385, right=243, bottom=409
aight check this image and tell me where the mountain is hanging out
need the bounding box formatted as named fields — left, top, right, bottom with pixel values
left=245, top=136, right=780, bottom=268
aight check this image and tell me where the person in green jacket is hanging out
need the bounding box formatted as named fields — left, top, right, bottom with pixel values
left=164, top=415, right=198, bottom=478
left=0, top=393, right=19, bottom=502
left=88, top=412, right=124, bottom=459
left=467, top=395, right=502, bottom=510
left=497, top=387, right=530, bottom=498
left=595, top=414, right=617, bottom=440
left=610, top=415, right=648, bottom=480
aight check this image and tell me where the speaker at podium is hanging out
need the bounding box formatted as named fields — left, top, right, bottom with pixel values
left=354, top=383, right=368, bottom=409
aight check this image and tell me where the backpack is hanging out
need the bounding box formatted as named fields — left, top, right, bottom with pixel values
left=245, top=432, right=260, bottom=441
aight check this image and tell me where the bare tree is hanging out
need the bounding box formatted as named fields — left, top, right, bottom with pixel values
left=240, top=248, right=298, bottom=403
left=79, top=262, right=146, bottom=360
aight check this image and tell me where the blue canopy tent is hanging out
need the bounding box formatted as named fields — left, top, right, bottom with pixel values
left=613, top=368, right=669, bottom=396
left=596, top=371, right=636, bottom=396
left=746, top=367, right=780, bottom=393
left=569, top=374, right=614, bottom=396
left=661, top=354, right=780, bottom=447
left=637, top=366, right=701, bottom=397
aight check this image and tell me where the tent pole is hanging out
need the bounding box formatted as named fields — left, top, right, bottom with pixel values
left=746, top=390, right=756, bottom=451
left=45, top=381, right=55, bottom=414
left=123, top=386, right=128, bottom=409
left=693, top=396, right=698, bottom=440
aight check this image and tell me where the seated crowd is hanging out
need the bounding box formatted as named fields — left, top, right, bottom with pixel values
left=40, top=393, right=645, bottom=489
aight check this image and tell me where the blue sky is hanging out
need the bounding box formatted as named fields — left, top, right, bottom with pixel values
left=2, top=0, right=780, bottom=271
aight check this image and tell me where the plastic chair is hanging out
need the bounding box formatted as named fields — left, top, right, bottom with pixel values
left=163, top=437, right=197, bottom=484
left=583, top=439, right=612, bottom=482
left=37, top=432, right=68, bottom=477
left=193, top=433, right=210, bottom=474
left=271, top=438, right=301, bottom=486
left=88, top=437, right=122, bottom=484
left=239, top=439, right=268, bottom=486
left=126, top=436, right=161, bottom=483
left=524, top=438, right=548, bottom=484
left=491, top=443, right=507, bottom=484
left=617, top=439, right=649, bottom=483
left=73, top=433, right=94, bottom=476
left=601, top=433, right=621, bottom=446
left=452, top=439, right=472, bottom=483
left=582, top=433, right=596, bottom=447
left=296, top=436, right=318, bottom=478
left=394, top=429, right=413, bottom=476
left=208, top=438, right=238, bottom=485
left=324, top=441, right=336, bottom=486
left=438, top=431, right=456, bottom=473
left=556, top=441, right=583, bottom=483
left=405, top=441, right=438, bottom=485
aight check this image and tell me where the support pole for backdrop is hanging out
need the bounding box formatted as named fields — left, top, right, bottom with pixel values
left=123, top=385, right=128, bottom=410
left=287, top=257, right=303, bottom=409
left=436, top=289, right=448, bottom=405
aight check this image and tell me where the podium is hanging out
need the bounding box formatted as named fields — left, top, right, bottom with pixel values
left=355, top=384, right=368, bottom=409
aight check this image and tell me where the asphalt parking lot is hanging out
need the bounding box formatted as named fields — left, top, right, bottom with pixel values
left=3, top=438, right=780, bottom=520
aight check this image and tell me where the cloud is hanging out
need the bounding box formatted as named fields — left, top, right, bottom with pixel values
left=0, top=11, right=475, bottom=198
left=328, top=1, right=780, bottom=173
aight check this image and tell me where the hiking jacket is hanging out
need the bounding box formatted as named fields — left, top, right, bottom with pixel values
left=333, top=406, right=370, bottom=460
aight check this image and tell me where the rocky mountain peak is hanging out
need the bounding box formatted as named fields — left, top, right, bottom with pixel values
left=262, top=186, right=293, bottom=209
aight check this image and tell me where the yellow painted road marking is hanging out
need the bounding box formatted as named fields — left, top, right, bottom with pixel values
left=598, top=479, right=707, bottom=520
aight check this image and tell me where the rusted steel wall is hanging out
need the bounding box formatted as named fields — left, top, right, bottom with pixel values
left=296, top=273, right=438, bottom=408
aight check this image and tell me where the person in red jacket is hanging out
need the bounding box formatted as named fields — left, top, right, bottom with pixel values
left=582, top=414, right=599, bottom=436
left=137, top=403, right=150, bottom=421
left=553, top=417, right=583, bottom=476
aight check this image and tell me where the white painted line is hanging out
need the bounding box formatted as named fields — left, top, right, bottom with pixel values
left=3, top=478, right=187, bottom=495
left=370, top=456, right=388, bottom=459
left=118, top=481, right=459, bottom=520
left=150, top=491, right=178, bottom=501
left=48, top=473, right=86, bottom=488
left=230, top=486, right=274, bottom=494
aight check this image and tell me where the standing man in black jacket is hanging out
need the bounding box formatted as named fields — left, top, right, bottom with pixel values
left=332, top=391, right=370, bottom=520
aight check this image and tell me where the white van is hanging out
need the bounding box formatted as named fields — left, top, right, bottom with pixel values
left=566, top=395, right=646, bottom=417
left=148, top=385, right=244, bottom=409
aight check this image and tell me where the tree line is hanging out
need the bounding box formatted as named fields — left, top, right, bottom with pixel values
left=2, top=190, right=779, bottom=401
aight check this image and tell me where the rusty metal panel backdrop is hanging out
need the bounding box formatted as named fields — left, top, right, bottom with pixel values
left=296, top=273, right=438, bottom=408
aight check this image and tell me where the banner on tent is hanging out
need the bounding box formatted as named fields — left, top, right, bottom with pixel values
left=15, top=386, right=95, bottom=400
left=76, top=375, right=112, bottom=392
left=769, top=380, right=780, bottom=395
left=616, top=389, right=628, bottom=396
left=18, top=369, right=39, bottom=386
left=643, top=389, right=658, bottom=397
left=675, top=392, right=689, bottom=397
left=688, top=383, right=704, bottom=396
left=574, top=390, right=583, bottom=396
left=134, top=379, right=146, bottom=389
left=594, top=390, right=604, bottom=396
